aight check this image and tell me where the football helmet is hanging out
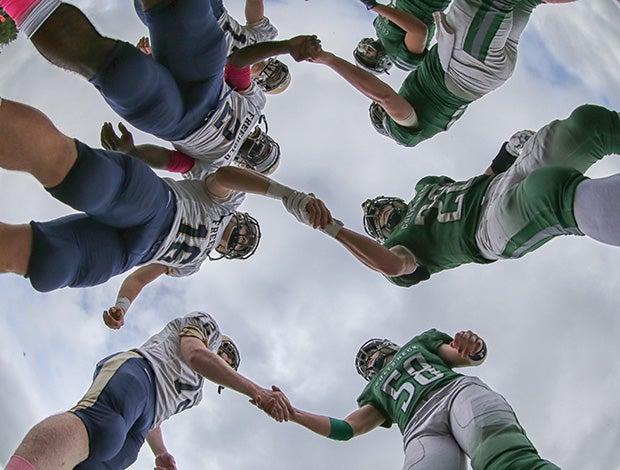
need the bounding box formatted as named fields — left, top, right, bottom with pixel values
left=214, top=212, right=261, bottom=260
left=369, top=101, right=390, bottom=137
left=353, top=38, right=393, bottom=75
left=362, top=196, right=408, bottom=242
left=217, top=335, right=241, bottom=394
left=252, top=58, right=291, bottom=94
left=355, top=338, right=401, bottom=381
left=236, top=123, right=280, bottom=175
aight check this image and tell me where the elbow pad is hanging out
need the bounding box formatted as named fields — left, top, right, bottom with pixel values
left=328, top=417, right=354, bottom=441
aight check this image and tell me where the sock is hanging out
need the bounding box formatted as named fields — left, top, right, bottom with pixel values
left=574, top=174, right=620, bottom=246
left=6, top=455, right=36, bottom=470
left=0, top=0, right=60, bottom=38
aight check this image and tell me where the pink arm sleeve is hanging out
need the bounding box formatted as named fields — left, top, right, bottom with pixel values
left=224, top=61, right=252, bottom=91
left=167, top=150, right=195, bottom=173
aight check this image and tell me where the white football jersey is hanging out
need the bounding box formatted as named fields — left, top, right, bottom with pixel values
left=150, top=178, right=246, bottom=277
left=135, top=312, right=222, bottom=427
left=172, top=83, right=267, bottom=178
left=217, top=11, right=279, bottom=53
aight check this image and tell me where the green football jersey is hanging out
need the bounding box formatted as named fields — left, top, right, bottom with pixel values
left=373, top=0, right=450, bottom=71
left=384, top=174, right=495, bottom=287
left=356, top=329, right=461, bottom=433
left=385, top=47, right=471, bottom=148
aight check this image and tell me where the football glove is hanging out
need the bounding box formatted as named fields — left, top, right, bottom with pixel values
left=283, top=190, right=313, bottom=226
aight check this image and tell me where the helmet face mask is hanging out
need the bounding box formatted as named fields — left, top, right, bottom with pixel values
left=355, top=338, right=401, bottom=381
left=219, top=212, right=261, bottom=260
left=236, top=126, right=280, bottom=175
left=369, top=101, right=390, bottom=137
left=217, top=335, right=241, bottom=394
left=362, top=196, right=408, bottom=242
left=353, top=38, right=393, bottom=75
left=252, top=58, right=291, bottom=94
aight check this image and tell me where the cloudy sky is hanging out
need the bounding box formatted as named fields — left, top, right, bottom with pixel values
left=1, top=0, right=619, bottom=469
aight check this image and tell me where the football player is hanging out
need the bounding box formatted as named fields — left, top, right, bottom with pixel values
left=283, top=329, right=560, bottom=469
left=354, top=0, right=451, bottom=74
left=316, top=104, right=620, bottom=286
left=310, top=0, right=575, bottom=147
left=0, top=0, right=317, bottom=176
left=0, top=98, right=332, bottom=300
left=6, top=311, right=291, bottom=470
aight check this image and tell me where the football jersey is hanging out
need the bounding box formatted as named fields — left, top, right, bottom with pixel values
left=151, top=178, right=246, bottom=277
left=218, top=11, right=278, bottom=53
left=385, top=47, right=471, bottom=147
left=136, top=312, right=223, bottom=427
left=384, top=174, right=495, bottom=287
left=357, top=329, right=461, bottom=433
left=172, top=83, right=266, bottom=173
left=373, top=0, right=450, bottom=70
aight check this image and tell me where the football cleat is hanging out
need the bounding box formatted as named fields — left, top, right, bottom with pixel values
left=252, top=58, right=291, bottom=94
left=362, top=196, right=408, bottom=242
left=355, top=338, right=401, bottom=381
left=353, top=38, right=393, bottom=75
left=236, top=124, right=280, bottom=175
left=505, top=129, right=535, bottom=157
left=0, top=8, right=18, bottom=48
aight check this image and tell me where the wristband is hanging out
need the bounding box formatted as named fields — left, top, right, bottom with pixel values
left=322, top=219, right=344, bottom=238
left=469, top=340, right=487, bottom=362
left=490, top=143, right=517, bottom=175
left=265, top=181, right=294, bottom=200
left=327, top=417, right=354, bottom=441
left=115, top=296, right=131, bottom=313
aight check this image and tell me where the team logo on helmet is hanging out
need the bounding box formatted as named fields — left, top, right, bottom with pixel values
left=236, top=123, right=280, bottom=175
left=253, top=58, right=291, bottom=94
left=362, top=196, right=408, bottom=242
left=217, top=335, right=241, bottom=394
left=355, top=338, right=401, bottom=382
left=211, top=212, right=261, bottom=261
left=353, top=38, right=393, bottom=75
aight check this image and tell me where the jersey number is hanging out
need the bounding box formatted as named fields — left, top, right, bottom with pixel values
left=381, top=353, right=444, bottom=413
left=214, top=102, right=241, bottom=141
left=414, top=180, right=473, bottom=225
left=158, top=221, right=210, bottom=265
left=174, top=376, right=204, bottom=414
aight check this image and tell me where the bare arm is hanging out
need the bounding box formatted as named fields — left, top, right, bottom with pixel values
left=180, top=336, right=291, bottom=422
left=372, top=4, right=428, bottom=54
left=438, top=331, right=487, bottom=368
left=146, top=426, right=177, bottom=470
left=310, top=50, right=414, bottom=121
left=333, top=228, right=418, bottom=276
left=245, top=0, right=265, bottom=24
left=291, top=404, right=385, bottom=439
left=100, top=122, right=172, bottom=170
left=228, top=35, right=321, bottom=67
left=102, top=263, right=168, bottom=330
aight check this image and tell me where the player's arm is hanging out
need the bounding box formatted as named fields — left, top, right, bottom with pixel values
left=438, top=330, right=488, bottom=368
left=309, top=49, right=415, bottom=122
left=102, top=263, right=168, bottom=330
left=179, top=336, right=291, bottom=422
left=290, top=403, right=385, bottom=440
left=330, top=228, right=418, bottom=276
left=100, top=122, right=196, bottom=173
left=146, top=426, right=177, bottom=470
left=245, top=0, right=265, bottom=24
left=227, top=35, right=320, bottom=67
left=205, top=166, right=333, bottom=229
left=369, top=3, right=428, bottom=54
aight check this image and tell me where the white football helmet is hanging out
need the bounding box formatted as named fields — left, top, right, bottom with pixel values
left=362, top=196, right=408, bottom=242
left=236, top=124, right=280, bottom=175
left=212, top=212, right=261, bottom=261
left=355, top=338, right=401, bottom=381
left=253, top=58, right=291, bottom=94
left=217, top=335, right=241, bottom=393
left=354, top=38, right=393, bottom=75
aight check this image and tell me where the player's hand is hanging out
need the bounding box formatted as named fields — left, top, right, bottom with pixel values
left=305, top=194, right=333, bottom=229
left=286, top=35, right=322, bottom=62
left=450, top=330, right=483, bottom=358
left=360, top=0, right=378, bottom=10
left=154, top=451, right=177, bottom=470
left=251, top=385, right=291, bottom=422
left=137, top=36, right=152, bottom=56
left=101, top=122, right=136, bottom=154
left=283, top=191, right=333, bottom=229
left=103, top=306, right=126, bottom=330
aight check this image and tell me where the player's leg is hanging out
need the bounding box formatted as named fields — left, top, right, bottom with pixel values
left=7, top=412, right=89, bottom=470
left=573, top=174, right=620, bottom=247
left=449, top=379, right=559, bottom=469
left=402, top=435, right=467, bottom=470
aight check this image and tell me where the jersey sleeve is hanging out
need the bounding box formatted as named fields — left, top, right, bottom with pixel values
left=167, top=263, right=203, bottom=278
left=219, top=10, right=278, bottom=52
left=356, top=388, right=394, bottom=429
left=385, top=266, right=431, bottom=287
left=414, top=329, right=454, bottom=355
left=179, top=312, right=222, bottom=351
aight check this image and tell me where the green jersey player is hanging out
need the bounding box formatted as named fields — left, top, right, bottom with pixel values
left=284, top=329, right=559, bottom=469
left=315, top=104, right=620, bottom=286
left=311, top=0, right=576, bottom=148
left=354, top=0, right=451, bottom=73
